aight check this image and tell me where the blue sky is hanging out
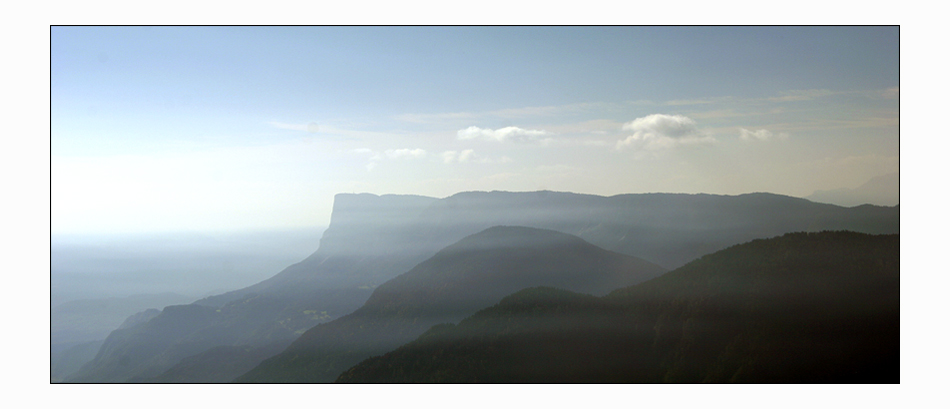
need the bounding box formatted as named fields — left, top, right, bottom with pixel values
left=51, top=26, right=899, bottom=234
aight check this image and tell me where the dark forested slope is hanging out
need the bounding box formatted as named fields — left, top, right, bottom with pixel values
left=337, top=231, right=899, bottom=383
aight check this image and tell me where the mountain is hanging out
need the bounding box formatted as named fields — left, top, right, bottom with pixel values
left=51, top=293, right=195, bottom=382
left=336, top=231, right=899, bottom=383
left=51, top=340, right=105, bottom=383
left=235, top=226, right=666, bottom=383
left=806, top=172, right=899, bottom=207
left=66, top=194, right=438, bottom=383
left=146, top=341, right=292, bottom=383
left=51, top=292, right=196, bottom=346
left=68, top=190, right=899, bottom=383
left=402, top=190, right=898, bottom=269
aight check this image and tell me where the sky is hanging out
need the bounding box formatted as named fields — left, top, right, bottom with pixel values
left=51, top=26, right=899, bottom=235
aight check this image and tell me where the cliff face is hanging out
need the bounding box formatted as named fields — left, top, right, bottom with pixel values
left=316, top=193, right=440, bottom=257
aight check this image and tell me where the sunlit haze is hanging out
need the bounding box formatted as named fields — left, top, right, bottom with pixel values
left=51, top=26, right=899, bottom=235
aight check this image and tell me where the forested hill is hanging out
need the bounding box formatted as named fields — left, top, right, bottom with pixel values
left=336, top=231, right=899, bottom=383
left=235, top=226, right=665, bottom=383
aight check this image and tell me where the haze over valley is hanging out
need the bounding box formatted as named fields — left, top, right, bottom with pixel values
left=49, top=26, right=900, bottom=389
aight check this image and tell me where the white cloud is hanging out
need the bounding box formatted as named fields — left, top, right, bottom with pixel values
left=457, top=126, right=550, bottom=142
left=616, top=114, right=716, bottom=151
left=441, top=151, right=458, bottom=164
left=441, top=149, right=510, bottom=165
left=441, top=149, right=475, bottom=164
left=621, top=114, right=697, bottom=136
left=458, top=149, right=475, bottom=163
left=739, top=128, right=789, bottom=141
left=351, top=148, right=426, bottom=172
left=385, top=148, right=427, bottom=159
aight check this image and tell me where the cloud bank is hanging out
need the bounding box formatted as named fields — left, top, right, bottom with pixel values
left=616, top=114, right=716, bottom=151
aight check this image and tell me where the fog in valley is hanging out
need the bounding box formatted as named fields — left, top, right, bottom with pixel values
left=44, top=24, right=906, bottom=405
left=50, top=228, right=324, bottom=380
left=51, top=228, right=325, bottom=305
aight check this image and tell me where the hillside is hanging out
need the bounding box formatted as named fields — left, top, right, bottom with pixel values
left=336, top=231, right=899, bottom=383
left=68, top=190, right=899, bottom=383
left=146, top=341, right=292, bottom=383
left=66, top=194, right=437, bottom=383
left=51, top=340, right=105, bottom=383
left=414, top=190, right=898, bottom=269
left=52, top=292, right=196, bottom=346
left=235, top=226, right=665, bottom=383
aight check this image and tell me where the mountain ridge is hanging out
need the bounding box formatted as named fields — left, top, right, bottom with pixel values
left=336, top=231, right=899, bottom=383
left=235, top=226, right=666, bottom=383
left=68, top=190, right=899, bottom=383
left=806, top=172, right=899, bottom=207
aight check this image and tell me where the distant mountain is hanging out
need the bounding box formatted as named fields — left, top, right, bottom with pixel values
left=146, top=341, right=292, bottom=383
left=235, top=226, right=666, bottom=383
left=117, top=309, right=161, bottom=330
left=52, top=305, right=167, bottom=382
left=51, top=340, right=104, bottom=383
left=51, top=292, right=196, bottom=346
left=51, top=293, right=195, bottom=382
left=336, top=231, right=899, bottom=383
left=69, top=190, right=899, bottom=383
left=401, top=190, right=898, bottom=269
left=806, top=172, right=899, bottom=207
left=67, top=194, right=439, bottom=383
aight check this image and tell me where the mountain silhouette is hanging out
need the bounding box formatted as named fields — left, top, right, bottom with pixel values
left=68, top=190, right=899, bottom=383
left=235, top=226, right=665, bottom=383
left=806, top=172, right=899, bottom=207
left=336, top=231, right=899, bottom=383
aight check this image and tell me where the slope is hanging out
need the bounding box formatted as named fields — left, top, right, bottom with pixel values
left=67, top=194, right=439, bottom=383
left=235, top=226, right=666, bottom=383
left=69, top=190, right=899, bottom=383
left=336, top=231, right=899, bottom=383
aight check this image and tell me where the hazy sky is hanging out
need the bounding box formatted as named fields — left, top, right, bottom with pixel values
left=51, top=26, right=899, bottom=234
